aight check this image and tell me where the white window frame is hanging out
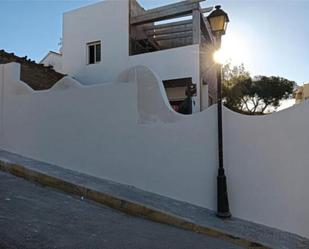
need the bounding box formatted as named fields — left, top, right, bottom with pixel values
left=87, top=41, right=101, bottom=65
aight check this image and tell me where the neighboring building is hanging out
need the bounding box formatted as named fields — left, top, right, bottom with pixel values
left=40, top=51, right=65, bottom=74
left=295, top=83, right=309, bottom=104
left=41, top=0, right=218, bottom=113
left=0, top=49, right=64, bottom=90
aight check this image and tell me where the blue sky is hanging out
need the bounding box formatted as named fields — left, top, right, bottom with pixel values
left=0, top=0, right=308, bottom=85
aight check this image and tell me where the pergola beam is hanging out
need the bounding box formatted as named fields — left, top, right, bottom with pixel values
left=201, top=7, right=213, bottom=14
left=154, top=31, right=193, bottom=41
left=130, top=0, right=205, bottom=25
left=147, top=37, right=161, bottom=50
left=157, top=38, right=192, bottom=49
left=192, top=9, right=201, bottom=44
left=146, top=25, right=192, bottom=36
left=144, top=20, right=192, bottom=31
left=200, top=13, right=214, bottom=43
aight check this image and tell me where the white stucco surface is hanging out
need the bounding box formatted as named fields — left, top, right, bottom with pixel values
left=0, top=63, right=218, bottom=212
left=129, top=45, right=201, bottom=112
left=224, top=106, right=309, bottom=238
left=40, top=52, right=64, bottom=74
left=1, top=62, right=309, bottom=238
left=62, top=0, right=131, bottom=85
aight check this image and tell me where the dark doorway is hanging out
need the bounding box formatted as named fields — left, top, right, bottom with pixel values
left=163, top=77, right=196, bottom=115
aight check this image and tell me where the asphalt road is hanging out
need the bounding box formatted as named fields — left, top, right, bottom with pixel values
left=0, top=171, right=242, bottom=249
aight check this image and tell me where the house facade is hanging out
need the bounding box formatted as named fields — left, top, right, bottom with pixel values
left=295, top=83, right=309, bottom=104
left=43, top=0, right=217, bottom=113
left=40, top=51, right=65, bottom=74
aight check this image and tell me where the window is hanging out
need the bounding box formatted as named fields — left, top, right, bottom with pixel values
left=87, top=41, right=101, bottom=64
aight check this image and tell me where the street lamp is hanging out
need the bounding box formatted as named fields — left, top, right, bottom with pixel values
left=207, top=5, right=231, bottom=218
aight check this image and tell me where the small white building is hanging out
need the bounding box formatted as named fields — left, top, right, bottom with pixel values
left=40, top=51, right=65, bottom=74
left=42, top=0, right=218, bottom=113
left=295, top=83, right=309, bottom=104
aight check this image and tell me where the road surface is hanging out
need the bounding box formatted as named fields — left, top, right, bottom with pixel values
left=0, top=171, right=242, bottom=249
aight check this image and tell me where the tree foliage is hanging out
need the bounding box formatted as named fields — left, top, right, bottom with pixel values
left=222, top=63, right=295, bottom=114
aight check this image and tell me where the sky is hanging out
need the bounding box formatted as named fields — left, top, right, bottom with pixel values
left=0, top=0, right=308, bottom=85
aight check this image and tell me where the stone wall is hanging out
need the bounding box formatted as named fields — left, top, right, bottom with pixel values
left=0, top=50, right=64, bottom=90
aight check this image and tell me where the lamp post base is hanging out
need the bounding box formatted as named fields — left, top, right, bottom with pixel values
left=217, top=174, right=231, bottom=219
left=216, top=211, right=231, bottom=218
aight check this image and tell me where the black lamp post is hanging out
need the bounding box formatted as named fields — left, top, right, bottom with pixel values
left=207, top=5, right=231, bottom=218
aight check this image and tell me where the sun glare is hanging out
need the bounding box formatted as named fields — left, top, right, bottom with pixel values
left=213, top=33, right=250, bottom=66
left=214, top=50, right=225, bottom=64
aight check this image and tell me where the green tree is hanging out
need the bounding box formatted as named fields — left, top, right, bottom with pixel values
left=222, top=63, right=295, bottom=114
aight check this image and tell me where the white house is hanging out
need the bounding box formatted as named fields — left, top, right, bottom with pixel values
left=42, top=0, right=217, bottom=113
left=40, top=51, right=65, bottom=74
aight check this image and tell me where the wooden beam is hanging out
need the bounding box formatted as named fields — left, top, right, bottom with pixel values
left=130, top=0, right=205, bottom=25
left=132, top=38, right=160, bottom=52
left=157, top=38, right=193, bottom=49
left=147, top=37, right=161, bottom=50
left=146, top=26, right=192, bottom=36
left=154, top=31, right=193, bottom=41
left=201, top=7, right=213, bottom=14
left=130, top=0, right=146, bottom=17
left=192, top=10, right=201, bottom=44
left=144, top=19, right=192, bottom=31
left=200, top=13, right=214, bottom=43
left=200, top=14, right=210, bottom=41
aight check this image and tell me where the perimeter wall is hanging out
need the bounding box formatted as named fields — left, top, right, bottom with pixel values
left=0, top=62, right=308, bottom=238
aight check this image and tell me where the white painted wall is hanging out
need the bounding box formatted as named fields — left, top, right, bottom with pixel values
left=62, top=0, right=130, bottom=85
left=40, top=52, right=64, bottom=74
left=0, top=63, right=218, bottom=212
left=224, top=106, right=309, bottom=238
left=1, top=62, right=309, bottom=238
left=129, top=45, right=201, bottom=112
left=200, top=43, right=218, bottom=110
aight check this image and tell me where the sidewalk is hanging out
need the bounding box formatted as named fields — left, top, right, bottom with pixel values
left=0, top=150, right=308, bottom=249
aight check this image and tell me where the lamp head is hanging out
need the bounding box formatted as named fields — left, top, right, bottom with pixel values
left=207, top=5, right=229, bottom=36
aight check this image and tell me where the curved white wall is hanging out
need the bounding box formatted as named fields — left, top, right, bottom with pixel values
left=1, top=62, right=309, bottom=238
left=224, top=105, right=309, bottom=238
left=129, top=45, right=201, bottom=112
left=0, top=63, right=218, bottom=212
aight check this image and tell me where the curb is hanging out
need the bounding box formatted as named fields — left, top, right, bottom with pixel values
left=0, top=159, right=270, bottom=249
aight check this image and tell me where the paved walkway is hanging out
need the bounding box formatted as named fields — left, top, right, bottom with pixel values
left=0, top=171, right=243, bottom=249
